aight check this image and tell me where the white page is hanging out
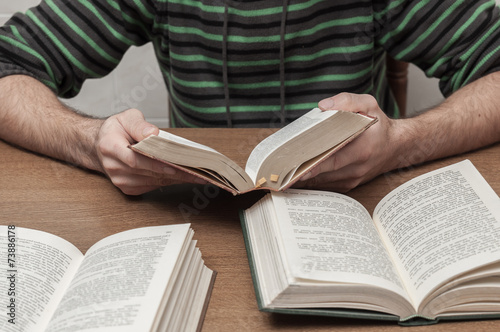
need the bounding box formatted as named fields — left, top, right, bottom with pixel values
left=158, top=130, right=221, bottom=154
left=270, top=189, right=407, bottom=296
left=44, top=224, right=191, bottom=332
left=0, top=226, right=83, bottom=332
left=373, top=160, right=500, bottom=307
left=244, top=109, right=337, bottom=182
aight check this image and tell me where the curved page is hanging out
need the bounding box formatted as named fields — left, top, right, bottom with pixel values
left=244, top=109, right=337, bottom=182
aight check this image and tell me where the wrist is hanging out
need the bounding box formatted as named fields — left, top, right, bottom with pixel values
left=388, top=115, right=442, bottom=171
left=385, top=117, right=420, bottom=171
left=76, top=116, right=106, bottom=173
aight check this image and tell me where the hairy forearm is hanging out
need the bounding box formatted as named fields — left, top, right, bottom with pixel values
left=392, top=71, right=500, bottom=169
left=0, top=75, right=104, bottom=172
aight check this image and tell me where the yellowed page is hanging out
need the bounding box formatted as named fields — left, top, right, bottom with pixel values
left=245, top=109, right=337, bottom=182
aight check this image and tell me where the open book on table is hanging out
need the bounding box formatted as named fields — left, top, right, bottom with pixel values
left=131, top=108, right=377, bottom=195
left=240, top=160, right=500, bottom=326
left=0, top=224, right=215, bottom=332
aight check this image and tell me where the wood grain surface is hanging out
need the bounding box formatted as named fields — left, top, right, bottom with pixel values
left=1, top=128, right=499, bottom=332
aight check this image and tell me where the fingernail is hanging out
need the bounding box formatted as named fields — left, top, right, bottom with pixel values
left=319, top=98, right=334, bottom=110
left=142, top=126, right=156, bottom=137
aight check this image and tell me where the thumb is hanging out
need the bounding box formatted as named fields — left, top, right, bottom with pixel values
left=318, top=97, right=335, bottom=111
left=118, top=109, right=159, bottom=142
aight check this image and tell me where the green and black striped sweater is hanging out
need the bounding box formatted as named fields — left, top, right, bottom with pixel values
left=1, top=0, right=500, bottom=127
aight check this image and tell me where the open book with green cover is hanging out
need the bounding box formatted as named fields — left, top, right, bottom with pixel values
left=131, top=108, right=376, bottom=195
left=240, top=160, right=500, bottom=326
left=0, top=224, right=215, bottom=332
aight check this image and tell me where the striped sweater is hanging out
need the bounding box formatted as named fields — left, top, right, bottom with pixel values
left=1, top=0, right=500, bottom=127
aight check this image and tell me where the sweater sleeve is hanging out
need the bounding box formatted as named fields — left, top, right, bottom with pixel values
left=0, top=0, right=157, bottom=98
left=374, top=0, right=500, bottom=97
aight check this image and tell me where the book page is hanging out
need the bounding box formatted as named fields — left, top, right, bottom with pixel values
left=0, top=226, right=83, bottom=332
left=270, top=189, right=407, bottom=297
left=44, top=224, right=192, bottom=332
left=158, top=130, right=221, bottom=154
left=244, top=109, right=337, bottom=182
left=373, top=160, right=500, bottom=307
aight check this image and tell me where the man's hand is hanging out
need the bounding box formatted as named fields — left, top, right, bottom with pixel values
left=295, top=93, right=402, bottom=192
left=296, top=71, right=500, bottom=192
left=0, top=75, right=205, bottom=196
left=95, top=109, right=207, bottom=195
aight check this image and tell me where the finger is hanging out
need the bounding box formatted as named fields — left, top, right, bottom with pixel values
left=119, top=184, right=162, bottom=196
left=99, top=132, right=171, bottom=174
left=109, top=172, right=163, bottom=195
left=318, top=93, right=381, bottom=116
left=105, top=153, right=207, bottom=184
left=116, top=109, right=160, bottom=143
left=110, top=169, right=206, bottom=195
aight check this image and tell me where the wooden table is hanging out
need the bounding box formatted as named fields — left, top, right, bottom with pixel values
left=1, top=128, right=500, bottom=331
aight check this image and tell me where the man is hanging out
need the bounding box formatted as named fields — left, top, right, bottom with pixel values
left=0, top=0, right=499, bottom=195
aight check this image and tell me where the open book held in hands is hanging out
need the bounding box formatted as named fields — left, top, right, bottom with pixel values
left=240, top=160, right=500, bottom=326
left=0, top=224, right=215, bottom=332
left=131, top=108, right=377, bottom=195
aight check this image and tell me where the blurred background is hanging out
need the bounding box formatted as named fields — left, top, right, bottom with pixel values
left=4, top=1, right=488, bottom=126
